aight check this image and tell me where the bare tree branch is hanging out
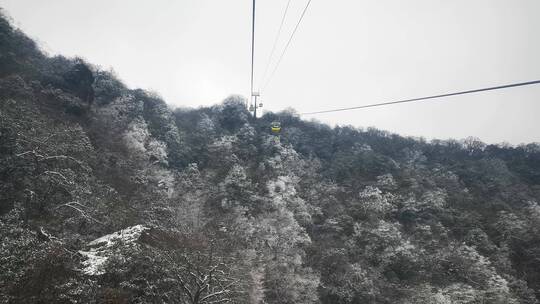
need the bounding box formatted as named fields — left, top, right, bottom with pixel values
left=55, top=201, right=104, bottom=225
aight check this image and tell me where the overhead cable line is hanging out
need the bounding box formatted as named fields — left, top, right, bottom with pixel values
left=301, top=80, right=540, bottom=115
left=259, top=0, right=292, bottom=89
left=262, top=0, right=313, bottom=92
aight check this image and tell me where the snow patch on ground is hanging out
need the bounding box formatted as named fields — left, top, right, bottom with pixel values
left=87, top=224, right=148, bottom=247
left=78, top=250, right=108, bottom=276
left=79, top=225, right=149, bottom=275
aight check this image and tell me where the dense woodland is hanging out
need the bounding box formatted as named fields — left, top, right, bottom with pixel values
left=1, top=11, right=540, bottom=304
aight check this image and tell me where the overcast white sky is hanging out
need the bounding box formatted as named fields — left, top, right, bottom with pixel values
left=1, top=0, right=539, bottom=144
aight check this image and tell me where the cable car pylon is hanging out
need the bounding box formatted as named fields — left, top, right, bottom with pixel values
left=249, top=0, right=257, bottom=118
left=252, top=91, right=261, bottom=118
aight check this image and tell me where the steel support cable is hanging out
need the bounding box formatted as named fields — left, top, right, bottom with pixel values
left=259, top=0, right=292, bottom=89
left=262, top=0, right=313, bottom=92
left=301, top=80, right=540, bottom=115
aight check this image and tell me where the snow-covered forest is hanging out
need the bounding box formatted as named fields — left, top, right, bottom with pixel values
left=1, top=12, right=540, bottom=303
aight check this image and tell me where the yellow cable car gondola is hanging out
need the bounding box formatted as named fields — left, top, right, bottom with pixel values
left=271, top=121, right=281, bottom=134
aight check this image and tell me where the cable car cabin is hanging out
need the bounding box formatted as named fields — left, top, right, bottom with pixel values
left=271, top=121, right=281, bottom=134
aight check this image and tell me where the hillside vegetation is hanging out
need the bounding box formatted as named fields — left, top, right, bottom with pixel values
left=1, top=12, right=540, bottom=304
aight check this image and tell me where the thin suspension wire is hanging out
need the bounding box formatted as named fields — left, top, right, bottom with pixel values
left=259, top=0, right=292, bottom=88
left=301, top=80, right=540, bottom=115
left=250, top=0, right=256, bottom=105
left=262, top=0, right=313, bottom=92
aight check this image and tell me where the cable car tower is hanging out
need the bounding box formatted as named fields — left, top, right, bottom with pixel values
left=249, top=0, right=258, bottom=118
left=251, top=91, right=262, bottom=118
